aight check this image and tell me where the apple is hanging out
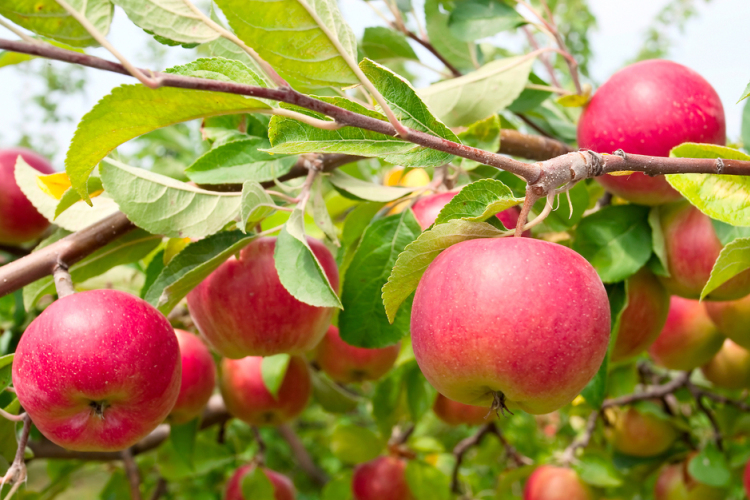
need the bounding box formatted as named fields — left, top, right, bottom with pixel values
left=649, top=296, right=725, bottom=371
left=12, top=289, right=181, bottom=452
left=187, top=237, right=339, bottom=359
left=225, top=464, right=295, bottom=500
left=606, top=407, right=678, bottom=457
left=411, top=237, right=610, bottom=415
left=0, top=147, right=54, bottom=245
left=654, top=459, right=725, bottom=500
left=701, top=339, right=750, bottom=390
left=705, top=295, right=750, bottom=349
left=220, top=355, right=311, bottom=426
left=384, top=166, right=430, bottom=187
left=523, top=466, right=593, bottom=500
left=744, top=460, right=750, bottom=499
left=312, top=325, right=400, bottom=384
left=352, top=456, right=413, bottom=500
left=411, top=191, right=530, bottom=235
left=169, top=329, right=217, bottom=424
left=578, top=59, right=725, bottom=206
left=433, top=393, right=492, bottom=426
left=658, top=201, right=750, bottom=300
left=610, top=268, right=670, bottom=363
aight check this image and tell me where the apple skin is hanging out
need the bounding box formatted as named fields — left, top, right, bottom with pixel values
left=225, top=465, right=295, bottom=500
left=12, top=289, right=181, bottom=452
left=187, top=237, right=339, bottom=359
left=169, top=329, right=217, bottom=424
left=0, top=147, right=54, bottom=245
left=744, top=460, right=750, bottom=499
left=649, top=296, right=725, bottom=371
left=610, top=268, right=670, bottom=363
left=705, top=295, right=750, bottom=349
left=654, top=460, right=726, bottom=500
left=410, top=191, right=529, bottom=235
left=352, top=456, right=413, bottom=500
left=433, top=393, right=492, bottom=426
left=220, top=355, right=311, bottom=426
left=658, top=201, right=750, bottom=300
left=606, top=407, right=678, bottom=457
left=523, top=466, right=593, bottom=500
left=411, top=237, right=610, bottom=415
left=701, top=339, right=750, bottom=390
left=578, top=59, right=725, bottom=206
left=313, top=325, right=399, bottom=384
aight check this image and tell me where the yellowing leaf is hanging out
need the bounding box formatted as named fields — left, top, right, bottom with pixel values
left=36, top=173, right=72, bottom=200
left=556, top=84, right=592, bottom=108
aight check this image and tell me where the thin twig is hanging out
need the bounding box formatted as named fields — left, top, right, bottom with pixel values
left=52, top=262, right=74, bottom=297
left=252, top=426, right=266, bottom=463
left=560, top=410, right=599, bottom=466
left=602, top=371, right=691, bottom=408
left=688, top=384, right=723, bottom=451
left=276, top=424, right=328, bottom=486
left=0, top=18, right=36, bottom=44
left=148, top=477, right=168, bottom=500
left=451, top=423, right=503, bottom=493
left=0, top=409, right=25, bottom=423
left=121, top=448, right=142, bottom=500
left=494, top=425, right=533, bottom=467
left=1, top=414, right=31, bottom=500
left=522, top=26, right=560, bottom=87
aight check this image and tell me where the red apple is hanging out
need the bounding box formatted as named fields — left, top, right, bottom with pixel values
left=649, top=296, right=725, bottom=371
left=313, top=325, right=399, bottom=384
left=0, top=147, right=54, bottom=244
left=523, top=466, right=593, bottom=500
left=433, top=393, right=491, bottom=426
left=655, top=460, right=726, bottom=500
left=12, top=289, right=181, bottom=452
left=610, top=268, right=670, bottom=363
left=606, top=407, right=678, bottom=457
left=658, top=201, right=750, bottom=300
left=578, top=59, right=725, bottom=206
left=701, top=339, right=750, bottom=390
left=225, top=464, right=295, bottom=500
left=169, top=329, right=216, bottom=424
left=187, top=237, right=339, bottom=359
left=220, top=355, right=311, bottom=426
left=411, top=238, right=610, bottom=415
left=705, top=295, right=750, bottom=349
left=352, top=456, right=413, bottom=500
left=410, top=191, right=530, bottom=235
left=744, top=460, right=750, bottom=499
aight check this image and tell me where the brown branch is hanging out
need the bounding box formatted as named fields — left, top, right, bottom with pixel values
left=52, top=263, right=74, bottom=297
left=694, top=388, right=750, bottom=412
left=148, top=477, right=168, bottom=500
left=500, top=129, right=573, bottom=161
left=494, top=425, right=533, bottom=467
left=560, top=410, right=599, bottom=465
left=2, top=414, right=32, bottom=498
left=687, top=383, right=723, bottom=451
left=276, top=424, right=328, bottom=487
left=601, top=371, right=691, bottom=409
left=121, top=448, right=142, bottom=500
left=400, top=29, right=462, bottom=77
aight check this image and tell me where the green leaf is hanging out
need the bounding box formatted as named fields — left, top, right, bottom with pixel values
left=424, top=0, right=473, bottom=71
left=144, top=230, right=255, bottom=314
left=111, top=0, right=219, bottom=46
left=742, top=99, right=750, bottom=151
left=648, top=206, right=670, bottom=277
left=0, top=354, right=14, bottom=394
left=419, top=56, right=535, bottom=127
left=372, top=367, right=406, bottom=433
left=572, top=205, right=652, bottom=283
left=360, top=27, right=418, bottom=62
left=405, top=460, right=450, bottom=500
left=310, top=369, right=360, bottom=414
left=383, top=219, right=504, bottom=323
left=328, top=170, right=416, bottom=202
left=240, top=181, right=276, bottom=231
left=0, top=398, right=21, bottom=462
left=322, top=472, right=354, bottom=500
left=99, top=469, right=130, bottom=500
left=241, top=467, right=275, bottom=500
left=261, top=354, right=291, bottom=399
left=573, top=453, right=623, bottom=487
left=274, top=209, right=342, bottom=308
left=186, top=138, right=297, bottom=185
left=140, top=250, right=166, bottom=299
left=434, top=179, right=522, bottom=225
left=688, top=443, right=731, bottom=487
left=738, top=81, right=750, bottom=103
left=169, top=418, right=200, bottom=469
left=701, top=238, right=750, bottom=299
left=447, top=0, right=526, bottom=41
left=54, top=176, right=104, bottom=219
left=330, top=424, right=383, bottom=464
left=100, top=158, right=242, bottom=239
left=404, top=360, right=434, bottom=421
left=507, top=72, right=553, bottom=113
left=23, top=228, right=162, bottom=309
left=456, top=115, right=501, bottom=170
left=342, top=202, right=386, bottom=248
left=666, top=143, right=750, bottom=227
left=214, top=0, right=358, bottom=88
left=339, top=210, right=421, bottom=348
left=0, top=0, right=113, bottom=48
left=711, top=219, right=750, bottom=246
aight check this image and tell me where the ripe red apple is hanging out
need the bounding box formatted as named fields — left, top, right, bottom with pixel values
left=744, top=460, right=750, bottom=499
left=655, top=460, right=726, bottom=500
left=648, top=296, right=725, bottom=371
left=433, top=393, right=491, bottom=426
left=610, top=268, right=670, bottom=363
left=578, top=59, right=725, bottom=206
left=312, top=325, right=400, bottom=384
left=0, top=147, right=54, bottom=245
left=187, top=237, right=339, bottom=359
left=705, top=295, right=750, bottom=349
left=411, top=191, right=529, bottom=234
left=225, top=464, right=295, bottom=500
left=606, top=407, right=678, bottom=457
left=169, top=329, right=216, bottom=424
left=12, top=289, right=181, bottom=452
left=411, top=237, right=610, bottom=415
left=658, top=201, right=750, bottom=300
left=352, top=456, right=413, bottom=500
left=220, top=355, right=311, bottom=426
left=523, top=466, right=593, bottom=500
left=701, top=339, right=750, bottom=390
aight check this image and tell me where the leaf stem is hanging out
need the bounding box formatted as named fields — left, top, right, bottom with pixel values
left=257, top=108, right=343, bottom=131
left=0, top=18, right=36, bottom=44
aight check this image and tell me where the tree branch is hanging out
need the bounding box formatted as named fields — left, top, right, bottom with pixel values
left=688, top=383, right=723, bottom=451
left=560, top=410, right=599, bottom=465
left=401, top=29, right=462, bottom=77
left=601, top=371, right=691, bottom=409
left=148, top=477, right=168, bottom=500
left=121, top=448, right=143, bottom=500
left=276, top=424, right=328, bottom=487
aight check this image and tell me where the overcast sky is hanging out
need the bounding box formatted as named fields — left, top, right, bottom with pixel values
left=0, top=0, right=747, bottom=168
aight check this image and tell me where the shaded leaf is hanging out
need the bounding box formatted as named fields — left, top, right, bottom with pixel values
left=330, top=424, right=383, bottom=464
left=361, top=27, right=418, bottom=62
left=310, top=369, right=360, bottom=414
left=261, top=354, right=291, bottom=399
left=169, top=418, right=200, bottom=469
left=328, top=170, right=417, bottom=202
left=456, top=115, right=501, bottom=170
left=112, top=0, right=219, bottom=45
left=405, top=460, right=450, bottom=500
left=434, top=179, right=522, bottom=225
left=447, top=0, right=526, bottom=41
left=701, top=238, right=750, bottom=299
left=240, top=181, right=275, bottom=231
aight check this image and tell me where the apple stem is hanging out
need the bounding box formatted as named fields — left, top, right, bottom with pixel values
left=52, top=262, right=75, bottom=298
left=489, top=391, right=514, bottom=418
left=1, top=413, right=31, bottom=500
left=0, top=409, right=24, bottom=423
left=515, top=190, right=540, bottom=237
left=252, top=426, right=267, bottom=465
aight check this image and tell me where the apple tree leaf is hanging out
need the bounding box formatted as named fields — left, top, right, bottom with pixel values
left=434, top=179, right=523, bottom=226
left=360, top=27, right=418, bottom=63
left=261, top=354, right=291, bottom=399
left=701, top=238, right=750, bottom=300
left=405, top=460, right=451, bottom=500
left=688, top=443, right=731, bottom=487
left=240, top=181, right=276, bottom=231
left=328, top=170, right=417, bottom=202
left=169, top=418, right=200, bottom=469
left=241, top=467, right=275, bottom=500
left=456, top=115, right=501, bottom=170
left=111, top=0, right=220, bottom=46
left=447, top=0, right=526, bottom=42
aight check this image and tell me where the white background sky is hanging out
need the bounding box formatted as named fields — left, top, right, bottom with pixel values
left=0, top=0, right=747, bottom=168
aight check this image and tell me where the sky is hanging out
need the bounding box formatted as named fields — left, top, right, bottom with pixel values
left=0, top=0, right=747, bottom=168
